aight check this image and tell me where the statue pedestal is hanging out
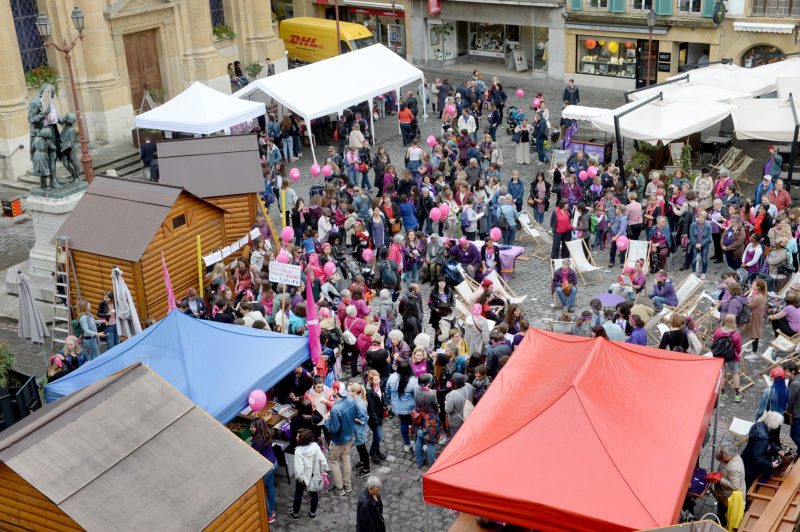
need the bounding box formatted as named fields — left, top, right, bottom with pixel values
left=5, top=181, right=87, bottom=301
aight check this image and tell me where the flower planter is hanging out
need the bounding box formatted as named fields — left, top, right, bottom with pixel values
left=0, top=369, right=42, bottom=432
left=132, top=129, right=165, bottom=148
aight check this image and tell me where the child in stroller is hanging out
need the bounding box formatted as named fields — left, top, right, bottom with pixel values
left=506, top=106, right=526, bottom=135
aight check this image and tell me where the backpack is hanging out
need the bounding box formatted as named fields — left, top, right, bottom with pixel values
left=589, top=212, right=599, bottom=233
left=460, top=209, right=472, bottom=230
left=71, top=318, right=84, bottom=339
left=710, top=333, right=736, bottom=362
left=736, top=301, right=752, bottom=327
left=381, top=260, right=398, bottom=287
left=343, top=319, right=358, bottom=346
left=497, top=211, right=510, bottom=230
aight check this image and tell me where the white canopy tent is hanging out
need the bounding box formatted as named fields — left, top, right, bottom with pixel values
left=628, top=81, right=752, bottom=103
left=561, top=105, right=610, bottom=121
left=591, top=96, right=733, bottom=145
left=730, top=95, right=800, bottom=142
left=751, top=58, right=800, bottom=93
left=667, top=63, right=773, bottom=97
left=134, top=81, right=266, bottom=135
left=234, top=44, right=425, bottom=164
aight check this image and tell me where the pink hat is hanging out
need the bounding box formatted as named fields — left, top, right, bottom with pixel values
left=319, top=307, right=331, bottom=318
left=481, top=278, right=493, bottom=289
left=771, top=366, right=786, bottom=379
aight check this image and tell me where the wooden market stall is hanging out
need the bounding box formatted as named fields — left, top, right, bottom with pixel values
left=53, top=175, right=228, bottom=322
left=157, top=134, right=265, bottom=245
left=0, top=363, right=272, bottom=532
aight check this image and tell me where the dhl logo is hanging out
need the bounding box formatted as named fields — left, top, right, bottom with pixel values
left=288, top=35, right=323, bottom=49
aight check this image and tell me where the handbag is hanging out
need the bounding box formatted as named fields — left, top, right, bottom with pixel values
left=391, top=221, right=402, bottom=233
left=410, top=407, right=423, bottom=425
left=309, top=456, right=325, bottom=492
left=511, top=132, right=521, bottom=143
left=785, top=410, right=793, bottom=425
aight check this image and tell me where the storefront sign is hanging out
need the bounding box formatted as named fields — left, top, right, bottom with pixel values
left=349, top=6, right=373, bottom=14
left=658, top=62, right=671, bottom=72
left=658, top=52, right=671, bottom=62
left=350, top=6, right=405, bottom=17
left=469, top=50, right=505, bottom=59
left=269, top=262, right=302, bottom=286
left=428, top=0, right=441, bottom=14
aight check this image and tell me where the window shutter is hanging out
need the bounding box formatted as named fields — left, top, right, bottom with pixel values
left=571, top=0, right=584, bottom=10
left=609, top=0, right=627, bottom=13
left=655, top=0, right=673, bottom=15
left=701, top=0, right=714, bottom=17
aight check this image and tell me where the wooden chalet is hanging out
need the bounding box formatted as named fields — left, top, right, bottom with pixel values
left=157, top=134, right=265, bottom=244
left=54, top=176, right=228, bottom=321
left=0, top=363, right=272, bottom=532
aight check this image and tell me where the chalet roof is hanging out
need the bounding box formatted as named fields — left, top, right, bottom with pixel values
left=53, top=176, right=226, bottom=261
left=0, top=363, right=270, bottom=532
left=157, top=134, right=264, bottom=198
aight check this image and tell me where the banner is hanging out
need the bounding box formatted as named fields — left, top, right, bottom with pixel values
left=429, top=0, right=441, bottom=14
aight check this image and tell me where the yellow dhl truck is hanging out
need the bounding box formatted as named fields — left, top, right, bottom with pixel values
left=280, top=17, right=377, bottom=65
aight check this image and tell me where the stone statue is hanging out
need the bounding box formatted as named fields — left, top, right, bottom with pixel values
left=32, top=128, right=61, bottom=190
left=58, top=113, right=79, bottom=182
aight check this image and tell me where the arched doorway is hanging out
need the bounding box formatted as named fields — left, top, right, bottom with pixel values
left=741, top=45, right=784, bottom=68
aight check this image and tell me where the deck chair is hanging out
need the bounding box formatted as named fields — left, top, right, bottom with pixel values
left=760, top=332, right=800, bottom=375
left=668, top=142, right=684, bottom=167
left=624, top=240, right=650, bottom=273
left=778, top=273, right=800, bottom=298
left=550, top=258, right=579, bottom=308
left=729, top=417, right=754, bottom=447
left=648, top=274, right=705, bottom=327
left=730, top=155, right=755, bottom=190
left=691, top=292, right=721, bottom=345
left=454, top=298, right=471, bottom=319
left=518, top=211, right=549, bottom=260
left=565, top=239, right=603, bottom=285
left=547, top=319, right=574, bottom=335
left=484, top=269, right=528, bottom=309
left=712, top=146, right=741, bottom=173
left=454, top=280, right=478, bottom=306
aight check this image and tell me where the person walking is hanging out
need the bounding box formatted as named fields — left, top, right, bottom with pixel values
left=563, top=79, right=580, bottom=105
left=445, top=373, right=475, bottom=438
left=290, top=428, right=329, bottom=520
left=324, top=384, right=357, bottom=496
left=533, top=112, right=549, bottom=164
left=249, top=418, right=277, bottom=524
left=385, top=360, right=419, bottom=452
left=513, top=119, right=534, bottom=165
left=356, top=476, right=386, bottom=532
left=349, top=382, right=372, bottom=478
left=414, top=373, right=443, bottom=468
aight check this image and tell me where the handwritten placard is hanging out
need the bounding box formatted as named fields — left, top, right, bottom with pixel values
left=268, top=261, right=302, bottom=286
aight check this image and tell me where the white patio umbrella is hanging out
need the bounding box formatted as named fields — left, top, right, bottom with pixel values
left=629, top=81, right=752, bottom=103
left=730, top=96, right=800, bottom=142
left=112, top=266, right=142, bottom=339
left=777, top=76, right=800, bottom=102
left=561, top=105, right=612, bottom=121
left=668, top=64, right=773, bottom=97
left=16, top=271, right=49, bottom=344
left=591, top=97, right=733, bottom=145
left=750, top=57, right=800, bottom=93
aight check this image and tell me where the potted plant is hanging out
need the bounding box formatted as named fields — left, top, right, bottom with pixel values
left=213, top=23, right=236, bottom=41
left=0, top=344, right=42, bottom=431
left=24, top=65, right=59, bottom=93
left=245, top=61, right=263, bottom=79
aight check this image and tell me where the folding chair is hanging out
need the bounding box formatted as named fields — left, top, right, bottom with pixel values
left=760, top=332, right=800, bottom=375
left=518, top=211, right=549, bottom=261
left=712, top=146, right=741, bottom=173
left=664, top=274, right=705, bottom=314
left=547, top=319, right=574, bottom=335
left=690, top=292, right=721, bottom=346
left=484, top=269, right=528, bottom=308
left=565, top=239, right=603, bottom=285
left=778, top=273, right=800, bottom=298
left=550, top=258, right=580, bottom=309
left=668, top=142, right=684, bottom=167
left=624, top=240, right=650, bottom=273
left=454, top=280, right=478, bottom=306
left=729, top=417, right=754, bottom=448
left=731, top=155, right=754, bottom=191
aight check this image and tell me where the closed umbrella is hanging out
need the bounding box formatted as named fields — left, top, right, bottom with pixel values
left=16, top=271, right=49, bottom=344
left=112, top=266, right=142, bottom=339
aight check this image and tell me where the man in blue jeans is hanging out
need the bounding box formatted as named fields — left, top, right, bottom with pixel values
left=325, top=385, right=357, bottom=496
left=784, top=362, right=800, bottom=451
left=533, top=112, right=549, bottom=164
left=551, top=258, right=578, bottom=312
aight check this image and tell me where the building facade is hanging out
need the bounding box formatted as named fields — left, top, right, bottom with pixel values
left=291, top=0, right=413, bottom=58
left=718, top=0, right=799, bottom=67
left=408, top=0, right=565, bottom=80
left=0, top=0, right=285, bottom=183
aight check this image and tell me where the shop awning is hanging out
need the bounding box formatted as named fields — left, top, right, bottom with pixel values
left=733, top=21, right=796, bottom=33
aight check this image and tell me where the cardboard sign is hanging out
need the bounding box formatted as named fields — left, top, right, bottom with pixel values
left=269, top=261, right=302, bottom=286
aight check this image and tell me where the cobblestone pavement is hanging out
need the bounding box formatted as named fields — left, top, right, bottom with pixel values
left=0, top=67, right=784, bottom=530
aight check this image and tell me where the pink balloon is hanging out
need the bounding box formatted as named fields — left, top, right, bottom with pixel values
left=490, top=227, right=502, bottom=242
left=516, top=89, right=524, bottom=98
left=533, top=98, right=541, bottom=107
left=459, top=236, right=467, bottom=245
left=248, top=389, right=267, bottom=411
left=362, top=248, right=374, bottom=262
left=280, top=226, right=294, bottom=242
left=587, top=166, right=598, bottom=178
left=472, top=303, right=483, bottom=316
left=426, top=135, right=436, bottom=147
left=616, top=236, right=629, bottom=251
left=579, top=170, right=588, bottom=181
left=439, top=204, right=450, bottom=217
left=429, top=207, right=442, bottom=221
left=290, top=168, right=300, bottom=182
left=310, top=163, right=321, bottom=177
left=276, top=252, right=290, bottom=264
left=323, top=262, right=336, bottom=277
left=322, top=165, right=332, bottom=177
left=447, top=104, right=456, bottom=115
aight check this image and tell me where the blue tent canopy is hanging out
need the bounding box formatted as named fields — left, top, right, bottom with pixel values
left=45, top=310, right=310, bottom=424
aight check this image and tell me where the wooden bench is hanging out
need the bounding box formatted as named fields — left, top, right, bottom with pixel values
left=741, top=461, right=800, bottom=531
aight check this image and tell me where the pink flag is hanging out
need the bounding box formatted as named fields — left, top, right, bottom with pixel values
left=161, top=251, right=176, bottom=311
left=305, top=274, right=321, bottom=365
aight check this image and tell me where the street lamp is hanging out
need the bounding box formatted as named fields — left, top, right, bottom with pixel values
left=646, top=10, right=657, bottom=87
left=36, top=7, right=95, bottom=183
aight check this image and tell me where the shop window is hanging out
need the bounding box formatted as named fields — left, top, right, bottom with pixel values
left=577, top=37, right=636, bottom=78
left=630, top=0, right=653, bottom=9
left=751, top=0, right=800, bottom=14
left=11, top=0, right=48, bottom=72
left=428, top=22, right=456, bottom=61
left=588, top=0, right=609, bottom=7
left=534, top=28, right=549, bottom=72
left=209, top=0, right=225, bottom=28
left=741, top=45, right=784, bottom=67
left=679, top=0, right=702, bottom=12
left=468, top=23, right=505, bottom=58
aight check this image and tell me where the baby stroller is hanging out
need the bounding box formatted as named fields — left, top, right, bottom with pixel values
left=505, top=106, right=526, bottom=135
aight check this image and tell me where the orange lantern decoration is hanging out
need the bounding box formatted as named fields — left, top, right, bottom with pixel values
left=625, top=41, right=633, bottom=48
left=585, top=39, right=596, bottom=50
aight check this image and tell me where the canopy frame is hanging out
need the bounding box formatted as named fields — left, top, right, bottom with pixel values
left=789, top=92, right=799, bottom=187
left=615, top=91, right=663, bottom=181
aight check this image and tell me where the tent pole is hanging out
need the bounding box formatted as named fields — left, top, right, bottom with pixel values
left=421, top=76, right=428, bottom=122
left=788, top=92, right=798, bottom=191
left=710, top=372, right=720, bottom=472
left=369, top=98, right=376, bottom=144
left=397, top=86, right=402, bottom=135
left=305, top=116, right=317, bottom=165
left=613, top=91, right=663, bottom=181
left=425, top=503, right=429, bottom=532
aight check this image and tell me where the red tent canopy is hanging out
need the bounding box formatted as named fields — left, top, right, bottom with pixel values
left=423, top=330, right=722, bottom=532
